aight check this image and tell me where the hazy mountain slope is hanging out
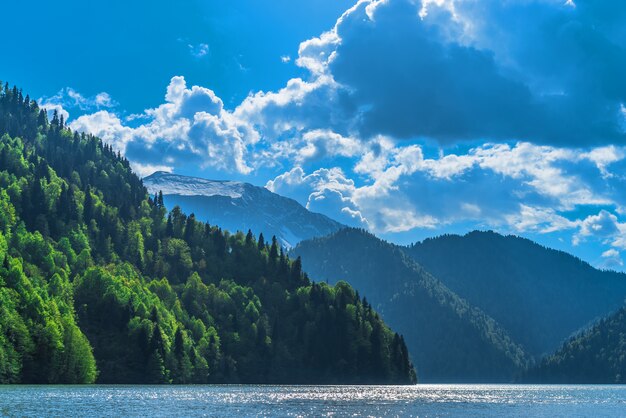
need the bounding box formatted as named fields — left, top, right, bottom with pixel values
left=526, top=307, right=626, bottom=383
left=404, top=231, right=626, bottom=357
left=144, top=171, right=344, bottom=248
left=292, top=228, right=529, bottom=382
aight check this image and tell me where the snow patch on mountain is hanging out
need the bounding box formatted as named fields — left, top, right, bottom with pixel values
left=143, top=171, right=345, bottom=247
left=144, top=171, right=244, bottom=198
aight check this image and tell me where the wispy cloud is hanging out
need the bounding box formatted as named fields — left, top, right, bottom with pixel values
left=39, top=87, right=117, bottom=119
left=188, top=43, right=209, bottom=59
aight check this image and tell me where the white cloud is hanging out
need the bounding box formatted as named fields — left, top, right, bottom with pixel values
left=506, top=205, right=577, bottom=234
left=189, top=43, right=209, bottom=58
left=39, top=102, right=70, bottom=124
left=71, top=110, right=133, bottom=152
left=94, top=92, right=115, bottom=108
left=39, top=87, right=117, bottom=117
left=131, top=162, right=173, bottom=178
left=267, top=166, right=366, bottom=227
left=474, top=143, right=610, bottom=210
left=70, top=76, right=258, bottom=174
left=602, top=249, right=620, bottom=259
left=377, top=207, right=438, bottom=232
left=264, top=137, right=626, bottom=241
left=581, top=146, right=625, bottom=178
left=268, top=129, right=364, bottom=165
left=572, top=210, right=626, bottom=252
left=600, top=248, right=623, bottom=270
left=576, top=211, right=620, bottom=243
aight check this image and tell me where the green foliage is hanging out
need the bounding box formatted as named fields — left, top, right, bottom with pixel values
left=0, top=83, right=415, bottom=384
left=525, top=307, right=626, bottom=383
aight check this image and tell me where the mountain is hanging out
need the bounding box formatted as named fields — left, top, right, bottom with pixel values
left=526, top=307, right=626, bottom=383
left=292, top=228, right=529, bottom=382
left=143, top=171, right=344, bottom=248
left=404, top=231, right=626, bottom=357
left=0, top=83, right=415, bottom=385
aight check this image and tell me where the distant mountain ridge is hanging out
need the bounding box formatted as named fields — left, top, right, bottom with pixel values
left=144, top=171, right=345, bottom=248
left=292, top=228, right=529, bottom=382
left=405, top=230, right=626, bottom=357
left=293, top=228, right=626, bottom=382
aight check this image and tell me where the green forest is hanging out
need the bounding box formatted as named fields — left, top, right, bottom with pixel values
left=294, top=228, right=626, bottom=383
left=293, top=228, right=529, bottom=382
left=0, top=83, right=416, bottom=385
left=526, top=307, right=626, bottom=384
left=406, top=231, right=626, bottom=358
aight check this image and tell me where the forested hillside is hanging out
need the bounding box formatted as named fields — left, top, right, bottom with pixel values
left=526, top=307, right=626, bottom=383
left=405, top=231, right=626, bottom=357
left=0, top=83, right=416, bottom=385
left=292, top=228, right=529, bottom=382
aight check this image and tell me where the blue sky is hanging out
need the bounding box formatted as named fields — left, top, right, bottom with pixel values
left=3, top=0, right=626, bottom=270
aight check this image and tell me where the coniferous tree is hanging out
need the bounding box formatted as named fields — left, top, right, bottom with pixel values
left=257, top=233, right=265, bottom=251
left=84, top=187, right=93, bottom=222
left=269, top=235, right=279, bottom=262
left=245, top=229, right=254, bottom=246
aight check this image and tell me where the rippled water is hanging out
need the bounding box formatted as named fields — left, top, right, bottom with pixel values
left=1, top=384, right=625, bottom=417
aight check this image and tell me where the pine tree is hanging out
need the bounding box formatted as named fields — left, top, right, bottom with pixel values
left=51, top=109, right=59, bottom=128
left=291, top=256, right=303, bottom=283
left=269, top=236, right=279, bottom=262
left=245, top=229, right=254, bottom=246
left=257, top=233, right=265, bottom=251
left=166, top=214, right=173, bottom=236
left=37, top=109, right=47, bottom=128
left=83, top=187, right=93, bottom=222
left=184, top=214, right=196, bottom=243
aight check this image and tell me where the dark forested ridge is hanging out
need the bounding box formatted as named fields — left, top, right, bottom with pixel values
left=292, top=228, right=529, bottom=382
left=0, top=83, right=416, bottom=384
left=525, top=307, right=626, bottom=383
left=405, top=231, right=626, bottom=357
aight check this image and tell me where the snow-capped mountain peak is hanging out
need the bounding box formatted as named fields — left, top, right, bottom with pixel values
left=143, top=171, right=344, bottom=248
left=144, top=171, right=245, bottom=199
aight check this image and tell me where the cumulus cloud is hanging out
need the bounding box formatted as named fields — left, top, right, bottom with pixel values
left=267, top=140, right=626, bottom=242
left=70, top=76, right=257, bottom=174
left=575, top=210, right=621, bottom=245
left=130, top=162, right=173, bottom=178
left=71, top=111, right=133, bottom=151
left=506, top=205, right=577, bottom=234
left=248, top=0, right=626, bottom=146
left=267, top=166, right=367, bottom=227
left=600, top=249, right=623, bottom=271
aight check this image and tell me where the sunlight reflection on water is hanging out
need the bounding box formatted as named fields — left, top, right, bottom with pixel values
left=1, top=384, right=625, bottom=417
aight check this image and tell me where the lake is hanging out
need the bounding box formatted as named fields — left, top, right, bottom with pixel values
left=1, top=384, right=625, bottom=417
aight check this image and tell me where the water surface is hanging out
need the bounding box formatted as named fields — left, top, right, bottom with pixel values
left=1, top=384, right=625, bottom=417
